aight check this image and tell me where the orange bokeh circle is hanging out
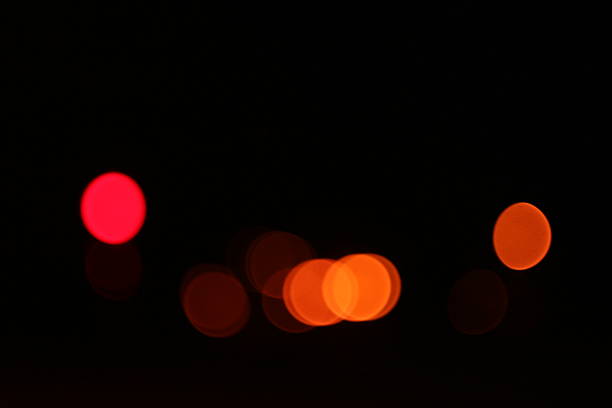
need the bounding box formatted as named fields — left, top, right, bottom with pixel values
left=283, top=259, right=342, bottom=327
left=493, top=202, right=552, bottom=270
left=366, top=254, right=402, bottom=321
left=322, top=254, right=393, bottom=322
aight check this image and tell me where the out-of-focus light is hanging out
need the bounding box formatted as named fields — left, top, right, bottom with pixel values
left=321, top=259, right=358, bottom=321
left=85, top=241, right=142, bottom=301
left=226, top=227, right=269, bottom=275
left=81, top=172, right=146, bottom=245
left=246, top=231, right=315, bottom=298
left=495, top=272, right=543, bottom=335
left=262, top=295, right=314, bottom=334
left=181, top=265, right=250, bottom=338
left=448, top=269, right=508, bottom=335
left=322, top=254, right=392, bottom=322
left=283, top=259, right=342, bottom=327
left=493, top=202, right=551, bottom=270
left=262, top=269, right=313, bottom=334
left=366, top=254, right=402, bottom=321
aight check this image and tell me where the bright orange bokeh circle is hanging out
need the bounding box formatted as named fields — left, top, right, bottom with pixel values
left=283, top=259, right=342, bottom=327
left=322, top=254, right=393, bottom=322
left=493, top=202, right=551, bottom=270
left=366, top=254, right=401, bottom=321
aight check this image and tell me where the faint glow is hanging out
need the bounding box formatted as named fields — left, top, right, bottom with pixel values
left=81, top=172, right=146, bottom=245
left=258, top=266, right=290, bottom=302
left=283, top=259, right=342, bottom=327
left=322, top=254, right=392, bottom=322
left=225, top=227, right=269, bottom=276
left=493, top=202, right=551, bottom=270
left=495, top=272, right=543, bottom=335
left=181, top=265, right=250, bottom=338
left=448, top=269, right=508, bottom=335
left=85, top=241, right=142, bottom=301
left=246, top=231, right=315, bottom=298
left=262, top=270, right=313, bottom=334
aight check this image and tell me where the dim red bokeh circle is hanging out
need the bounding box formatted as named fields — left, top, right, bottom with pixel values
left=182, top=266, right=250, bottom=338
left=448, top=269, right=508, bottom=335
left=85, top=241, right=142, bottom=301
left=261, top=268, right=313, bottom=333
left=81, top=172, right=146, bottom=245
left=246, top=231, right=315, bottom=298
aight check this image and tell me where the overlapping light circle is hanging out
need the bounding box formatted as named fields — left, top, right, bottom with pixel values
left=76, top=169, right=555, bottom=341
left=281, top=254, right=402, bottom=326
left=283, top=259, right=342, bottom=326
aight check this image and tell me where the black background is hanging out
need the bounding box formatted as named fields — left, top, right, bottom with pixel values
left=1, top=3, right=607, bottom=406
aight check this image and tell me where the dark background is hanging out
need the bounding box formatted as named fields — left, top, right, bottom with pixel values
left=1, top=3, right=607, bottom=406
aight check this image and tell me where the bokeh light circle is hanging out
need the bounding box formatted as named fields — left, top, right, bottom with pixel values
left=85, top=241, right=142, bottom=301
left=366, top=254, right=402, bottom=321
left=246, top=231, right=315, bottom=298
left=321, top=259, right=359, bottom=321
left=283, top=259, right=342, bottom=327
left=182, top=266, right=250, bottom=338
left=262, top=269, right=313, bottom=334
left=448, top=269, right=508, bottom=335
left=262, top=295, right=314, bottom=334
left=493, top=202, right=551, bottom=270
left=322, top=254, right=392, bottom=322
left=81, top=172, right=146, bottom=245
